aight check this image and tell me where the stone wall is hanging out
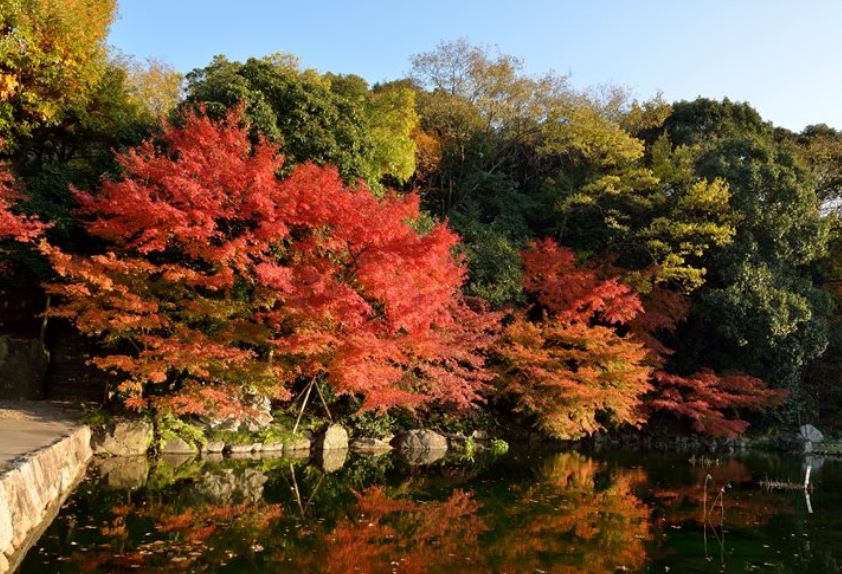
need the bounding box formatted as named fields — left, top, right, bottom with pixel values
left=0, top=425, right=92, bottom=573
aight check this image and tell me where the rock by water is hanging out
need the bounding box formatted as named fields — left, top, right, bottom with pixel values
left=800, top=424, right=824, bottom=443
left=92, top=419, right=153, bottom=456
left=317, top=424, right=349, bottom=451
left=159, top=437, right=198, bottom=455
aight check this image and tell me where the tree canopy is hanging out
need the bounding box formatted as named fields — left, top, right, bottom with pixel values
left=182, top=54, right=418, bottom=184
left=2, top=31, right=840, bottom=436
left=42, top=109, right=497, bottom=415
left=0, top=0, right=116, bottom=151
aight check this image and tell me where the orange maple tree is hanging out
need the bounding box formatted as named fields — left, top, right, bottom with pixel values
left=497, top=238, right=653, bottom=439
left=498, top=237, right=784, bottom=439
left=42, top=109, right=498, bottom=415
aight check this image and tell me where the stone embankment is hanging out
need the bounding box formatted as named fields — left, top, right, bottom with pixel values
left=0, top=424, right=92, bottom=573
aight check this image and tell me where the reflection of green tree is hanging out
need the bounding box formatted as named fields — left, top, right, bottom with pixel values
left=65, top=460, right=284, bottom=572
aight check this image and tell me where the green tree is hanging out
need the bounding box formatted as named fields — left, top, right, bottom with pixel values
left=10, top=59, right=165, bottom=260
left=182, top=54, right=417, bottom=183
left=0, top=0, right=116, bottom=151
left=120, top=55, right=183, bottom=120
left=660, top=99, right=832, bottom=411
left=555, top=130, right=736, bottom=291
left=367, top=82, right=418, bottom=183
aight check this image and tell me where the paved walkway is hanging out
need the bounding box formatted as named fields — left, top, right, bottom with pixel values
left=0, top=401, right=80, bottom=468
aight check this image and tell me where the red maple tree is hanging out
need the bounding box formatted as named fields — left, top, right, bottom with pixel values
left=43, top=109, right=498, bottom=415
left=0, top=164, right=47, bottom=245
left=633, top=278, right=786, bottom=437
left=649, top=370, right=786, bottom=437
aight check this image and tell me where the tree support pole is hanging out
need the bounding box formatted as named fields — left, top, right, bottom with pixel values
left=312, top=378, right=333, bottom=421
left=293, top=380, right=314, bottom=434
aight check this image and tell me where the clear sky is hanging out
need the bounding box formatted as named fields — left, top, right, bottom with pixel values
left=108, top=0, right=842, bottom=132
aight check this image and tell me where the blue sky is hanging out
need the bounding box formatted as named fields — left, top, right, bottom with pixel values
left=108, top=0, right=842, bottom=132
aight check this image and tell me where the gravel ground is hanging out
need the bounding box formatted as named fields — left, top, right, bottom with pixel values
left=0, top=401, right=85, bottom=468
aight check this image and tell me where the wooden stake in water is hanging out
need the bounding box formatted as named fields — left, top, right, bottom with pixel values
left=805, top=465, right=813, bottom=514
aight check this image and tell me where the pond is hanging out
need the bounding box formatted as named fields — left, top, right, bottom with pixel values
left=16, top=447, right=842, bottom=573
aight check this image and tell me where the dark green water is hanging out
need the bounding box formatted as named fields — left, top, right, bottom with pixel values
left=17, top=448, right=842, bottom=573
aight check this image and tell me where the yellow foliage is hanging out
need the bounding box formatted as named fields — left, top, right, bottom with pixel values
left=0, top=0, right=116, bottom=147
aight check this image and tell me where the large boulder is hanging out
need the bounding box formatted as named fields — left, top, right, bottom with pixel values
left=0, top=336, right=49, bottom=400
left=393, top=429, right=448, bottom=453
left=202, top=441, right=226, bottom=454
left=261, top=441, right=284, bottom=452
left=225, top=443, right=258, bottom=454
left=92, top=419, right=153, bottom=456
left=239, top=392, right=273, bottom=432
left=800, top=424, right=824, bottom=443
left=284, top=436, right=310, bottom=456
left=317, top=424, right=349, bottom=450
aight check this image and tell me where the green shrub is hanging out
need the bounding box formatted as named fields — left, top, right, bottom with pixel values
left=78, top=404, right=110, bottom=429
left=156, top=413, right=207, bottom=450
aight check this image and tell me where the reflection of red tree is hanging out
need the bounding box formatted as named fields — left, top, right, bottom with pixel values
left=71, top=500, right=282, bottom=572
left=319, top=487, right=489, bottom=574
left=492, top=453, right=652, bottom=574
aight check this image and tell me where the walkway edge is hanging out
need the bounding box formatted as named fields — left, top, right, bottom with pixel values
left=0, top=425, right=92, bottom=573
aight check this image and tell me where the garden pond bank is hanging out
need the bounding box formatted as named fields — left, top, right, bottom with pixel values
left=14, top=446, right=842, bottom=573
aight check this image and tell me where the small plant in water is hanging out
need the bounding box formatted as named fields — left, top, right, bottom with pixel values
left=490, top=438, right=509, bottom=455
left=462, top=437, right=477, bottom=461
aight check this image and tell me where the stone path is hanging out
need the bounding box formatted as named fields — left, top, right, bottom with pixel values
left=0, top=401, right=80, bottom=468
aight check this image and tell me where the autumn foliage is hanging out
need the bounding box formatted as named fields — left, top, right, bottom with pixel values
left=43, top=109, right=497, bottom=415
left=320, top=487, right=488, bottom=574
left=650, top=370, right=786, bottom=437
left=498, top=239, right=652, bottom=439
left=497, top=237, right=784, bottom=439
left=0, top=164, right=47, bottom=245
left=494, top=453, right=652, bottom=573
left=8, top=99, right=783, bottom=436
left=520, top=238, right=644, bottom=325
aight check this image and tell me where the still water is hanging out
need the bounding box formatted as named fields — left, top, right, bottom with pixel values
left=17, top=447, right=842, bottom=573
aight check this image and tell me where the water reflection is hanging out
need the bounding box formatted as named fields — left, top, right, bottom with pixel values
left=18, top=449, right=842, bottom=573
left=490, top=453, right=651, bottom=573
